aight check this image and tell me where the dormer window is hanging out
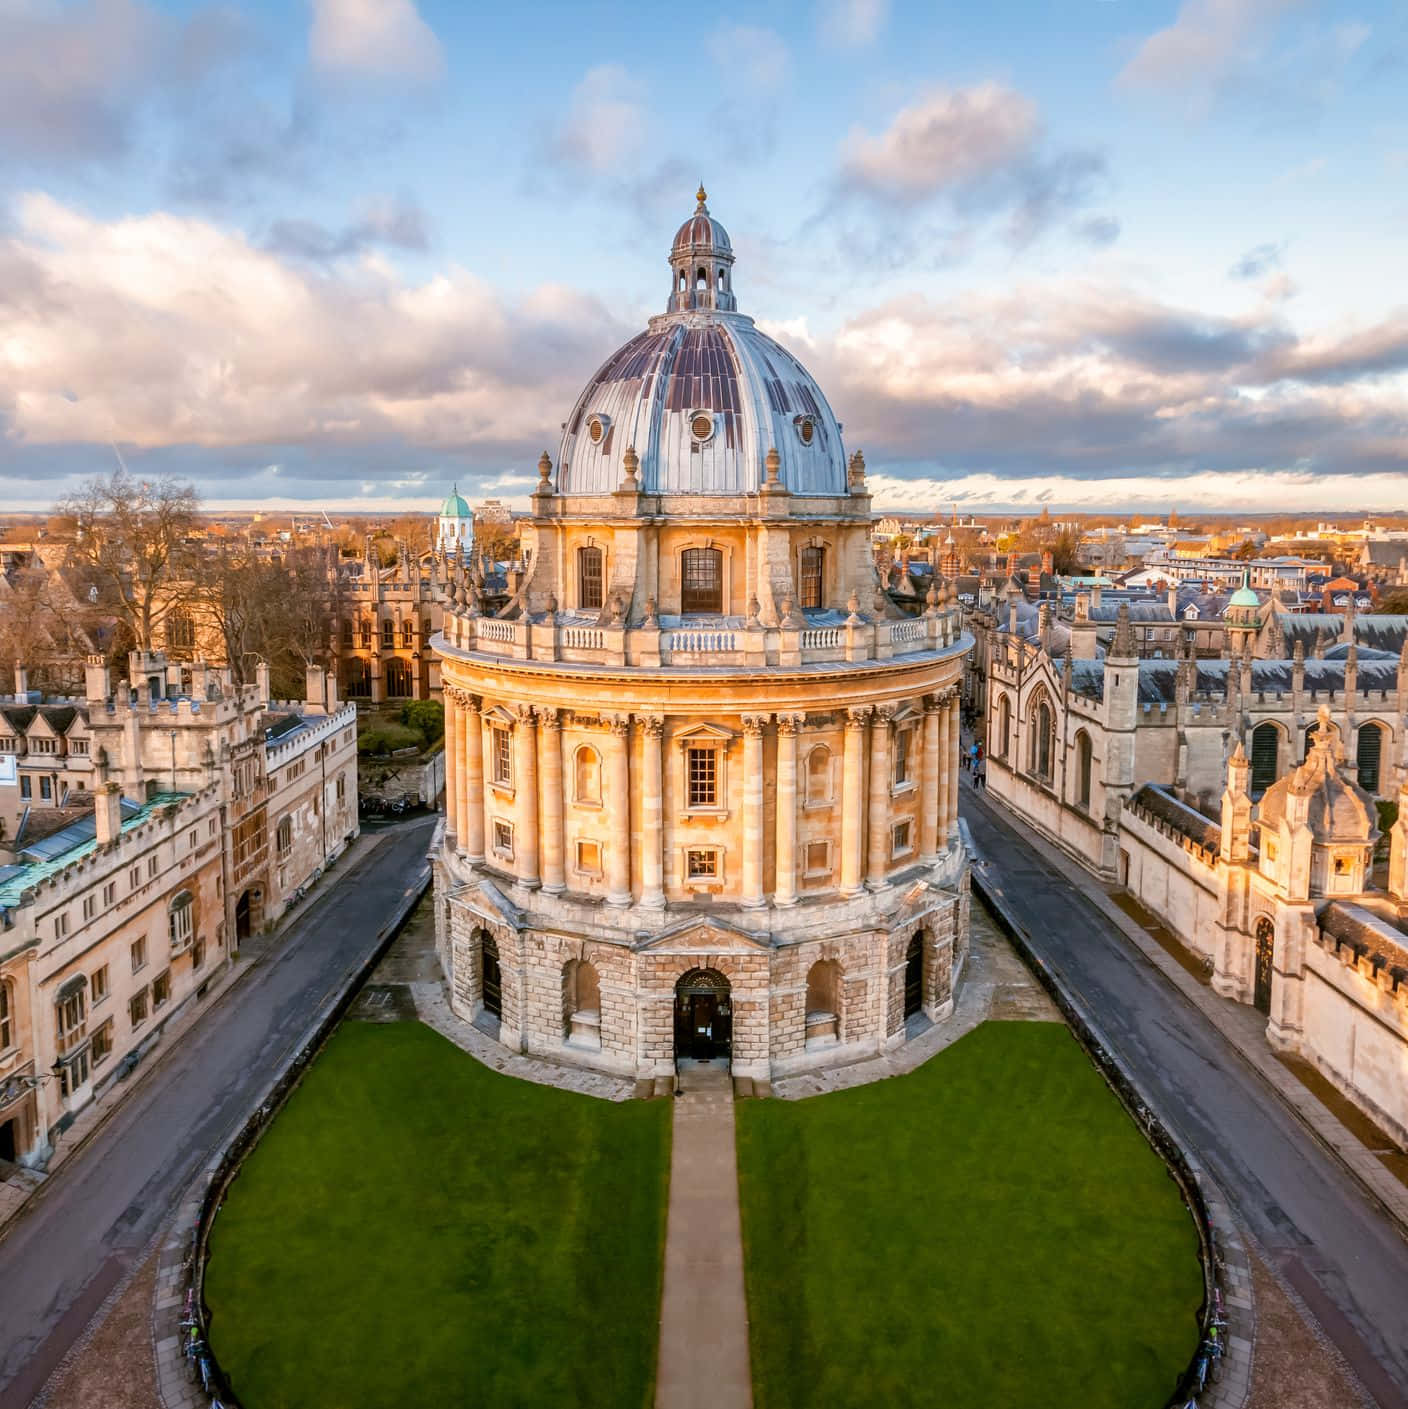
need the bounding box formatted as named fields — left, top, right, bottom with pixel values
left=587, top=414, right=609, bottom=445
left=690, top=412, right=714, bottom=443
left=795, top=416, right=815, bottom=446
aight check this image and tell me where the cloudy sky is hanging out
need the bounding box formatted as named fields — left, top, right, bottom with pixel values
left=1, top=0, right=1405, bottom=514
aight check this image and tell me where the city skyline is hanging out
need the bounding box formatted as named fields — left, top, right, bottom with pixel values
left=1, top=0, right=1405, bottom=512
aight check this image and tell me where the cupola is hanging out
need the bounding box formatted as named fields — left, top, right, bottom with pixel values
left=667, top=186, right=736, bottom=314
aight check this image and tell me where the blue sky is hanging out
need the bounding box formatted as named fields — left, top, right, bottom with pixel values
left=1, top=0, right=1405, bottom=513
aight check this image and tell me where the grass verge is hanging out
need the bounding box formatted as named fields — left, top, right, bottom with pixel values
left=205, top=1021, right=670, bottom=1409
left=737, top=1021, right=1202, bottom=1409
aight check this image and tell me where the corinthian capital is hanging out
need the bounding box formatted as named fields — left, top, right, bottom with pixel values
left=535, top=705, right=560, bottom=730
left=872, top=703, right=897, bottom=725
left=775, top=713, right=805, bottom=735
left=606, top=713, right=631, bottom=737
left=639, top=715, right=665, bottom=740
left=846, top=705, right=872, bottom=729
left=741, top=714, right=770, bottom=736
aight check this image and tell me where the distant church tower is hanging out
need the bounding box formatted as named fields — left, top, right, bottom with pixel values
left=438, top=486, right=473, bottom=557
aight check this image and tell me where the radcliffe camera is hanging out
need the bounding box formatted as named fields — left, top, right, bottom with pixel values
left=0, top=4, right=1405, bottom=1409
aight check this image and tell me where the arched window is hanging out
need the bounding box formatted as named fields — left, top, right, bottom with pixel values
left=1075, top=730, right=1092, bottom=808
left=696, top=266, right=708, bottom=290
left=1250, top=722, right=1280, bottom=796
left=480, top=931, right=502, bottom=1019
left=681, top=548, right=723, bottom=613
left=998, top=696, right=1011, bottom=759
left=563, top=959, right=602, bottom=1048
left=384, top=658, right=412, bottom=698
left=578, top=546, right=604, bottom=611
left=168, top=891, right=194, bottom=952
left=806, top=745, right=831, bottom=804
left=799, top=546, right=824, bottom=609
left=345, top=659, right=371, bottom=698
left=1030, top=697, right=1054, bottom=779
left=574, top=746, right=602, bottom=805
left=904, top=933, right=924, bottom=1018
left=805, top=960, right=842, bottom=1046
left=1356, top=722, right=1385, bottom=793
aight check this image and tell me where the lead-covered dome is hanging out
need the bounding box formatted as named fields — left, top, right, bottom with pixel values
left=557, top=190, right=847, bottom=498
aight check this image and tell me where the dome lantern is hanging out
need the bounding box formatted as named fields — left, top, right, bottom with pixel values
left=667, top=184, right=736, bottom=314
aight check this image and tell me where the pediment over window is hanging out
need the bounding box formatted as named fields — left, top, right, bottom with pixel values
left=674, top=722, right=735, bottom=746
left=638, top=917, right=770, bottom=953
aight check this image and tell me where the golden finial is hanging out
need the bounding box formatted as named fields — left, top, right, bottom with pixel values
left=696, top=183, right=708, bottom=208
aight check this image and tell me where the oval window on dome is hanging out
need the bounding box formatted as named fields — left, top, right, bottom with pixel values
left=587, top=415, right=609, bottom=445
left=796, top=416, right=815, bottom=446
left=691, top=412, right=714, bottom=442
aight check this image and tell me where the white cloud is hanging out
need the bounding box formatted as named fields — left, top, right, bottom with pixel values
left=0, top=195, right=628, bottom=453
left=819, top=0, right=888, bottom=47
left=708, top=24, right=790, bottom=88
left=840, top=83, right=1039, bottom=204
left=309, top=0, right=445, bottom=82
left=1119, top=0, right=1299, bottom=100
left=546, top=64, right=645, bottom=173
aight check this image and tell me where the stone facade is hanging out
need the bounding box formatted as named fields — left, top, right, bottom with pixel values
left=430, top=196, right=972, bottom=1082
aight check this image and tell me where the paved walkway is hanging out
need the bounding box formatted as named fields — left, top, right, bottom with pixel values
left=656, top=1062, right=752, bottom=1409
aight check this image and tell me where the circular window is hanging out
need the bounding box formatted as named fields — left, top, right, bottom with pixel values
left=797, top=417, right=815, bottom=446
left=691, top=412, right=714, bottom=442
left=587, top=417, right=604, bottom=444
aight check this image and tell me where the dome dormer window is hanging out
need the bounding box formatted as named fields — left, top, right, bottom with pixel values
left=795, top=416, right=815, bottom=446
left=587, top=414, right=609, bottom=446
left=690, top=412, right=715, bottom=443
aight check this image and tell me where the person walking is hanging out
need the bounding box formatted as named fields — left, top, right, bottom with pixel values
left=973, top=757, right=986, bottom=790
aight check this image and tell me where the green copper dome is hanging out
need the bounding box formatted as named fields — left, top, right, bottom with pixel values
left=440, top=485, right=471, bottom=518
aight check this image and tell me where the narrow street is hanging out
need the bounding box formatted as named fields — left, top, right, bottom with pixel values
left=963, top=791, right=1408, bottom=1409
left=0, top=817, right=435, bottom=1409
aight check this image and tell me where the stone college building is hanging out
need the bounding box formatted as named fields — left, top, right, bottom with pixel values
left=431, top=191, right=972, bottom=1084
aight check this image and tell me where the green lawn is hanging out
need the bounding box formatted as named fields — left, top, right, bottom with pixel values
left=204, top=1022, right=670, bottom=1409
left=737, top=1022, right=1203, bottom=1409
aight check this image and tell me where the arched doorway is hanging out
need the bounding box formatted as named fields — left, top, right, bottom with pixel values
left=904, top=933, right=924, bottom=1019
left=1253, top=918, right=1275, bottom=1015
left=384, top=657, right=412, bottom=698
left=235, top=888, right=260, bottom=942
left=481, top=932, right=502, bottom=1020
left=674, top=968, right=732, bottom=1062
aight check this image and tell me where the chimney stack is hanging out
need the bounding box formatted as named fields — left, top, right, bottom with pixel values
left=305, top=665, right=326, bottom=713
left=256, top=661, right=271, bottom=707
left=14, top=663, right=28, bottom=701
left=94, top=751, right=124, bottom=847
left=85, top=654, right=111, bottom=706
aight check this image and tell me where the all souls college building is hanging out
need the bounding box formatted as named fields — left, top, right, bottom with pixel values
left=431, top=191, right=972, bottom=1083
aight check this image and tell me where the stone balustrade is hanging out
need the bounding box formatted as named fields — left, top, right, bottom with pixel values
left=437, top=605, right=966, bottom=671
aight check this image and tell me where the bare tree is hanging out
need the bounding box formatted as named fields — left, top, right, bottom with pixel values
left=59, top=469, right=200, bottom=652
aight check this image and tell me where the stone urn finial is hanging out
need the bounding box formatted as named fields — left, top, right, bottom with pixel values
left=764, top=446, right=781, bottom=487
left=537, top=451, right=553, bottom=492
left=643, top=595, right=659, bottom=628
left=620, top=446, right=640, bottom=492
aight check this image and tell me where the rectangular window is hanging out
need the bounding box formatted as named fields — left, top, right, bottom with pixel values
left=71, top=738, right=89, bottom=756
left=91, top=1019, right=114, bottom=1067
left=131, top=937, right=147, bottom=973
left=685, top=848, right=719, bottom=880
left=129, top=989, right=148, bottom=1029
left=578, top=546, right=604, bottom=610
left=492, top=727, right=512, bottom=786
left=129, top=866, right=141, bottom=889
left=54, top=911, right=70, bottom=940
left=0, top=983, right=10, bottom=1049
left=336, top=774, right=346, bottom=802
left=92, top=964, right=109, bottom=1003
left=19, top=776, right=30, bottom=800
left=893, top=728, right=912, bottom=787
left=360, top=622, right=372, bottom=650
left=492, top=820, right=514, bottom=857
left=686, top=746, right=717, bottom=809
left=277, top=816, right=293, bottom=859
left=193, top=939, right=206, bottom=972
left=147, top=855, right=158, bottom=878
left=891, top=820, right=913, bottom=856
left=381, top=621, right=394, bottom=648
left=799, top=546, right=824, bottom=610
left=40, top=776, right=52, bottom=800
left=102, top=881, right=116, bottom=906
left=152, top=969, right=170, bottom=1009
left=82, top=895, right=96, bottom=922
left=575, top=839, right=602, bottom=875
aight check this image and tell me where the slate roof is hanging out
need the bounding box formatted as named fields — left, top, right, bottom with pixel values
left=1069, top=660, right=1105, bottom=700
left=1319, top=902, right=1408, bottom=983
left=1128, top=784, right=1222, bottom=853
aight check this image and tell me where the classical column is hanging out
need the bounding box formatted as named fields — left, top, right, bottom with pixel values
left=741, top=715, right=768, bottom=909
left=461, top=694, right=484, bottom=861
left=946, top=692, right=961, bottom=840
left=840, top=706, right=869, bottom=896
left=866, top=705, right=895, bottom=888
left=919, top=695, right=942, bottom=861
left=774, top=714, right=802, bottom=907
left=606, top=714, right=632, bottom=906
left=640, top=715, right=665, bottom=908
left=443, top=688, right=460, bottom=845
left=537, top=707, right=565, bottom=894
left=937, top=691, right=953, bottom=840
left=514, top=706, right=540, bottom=888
